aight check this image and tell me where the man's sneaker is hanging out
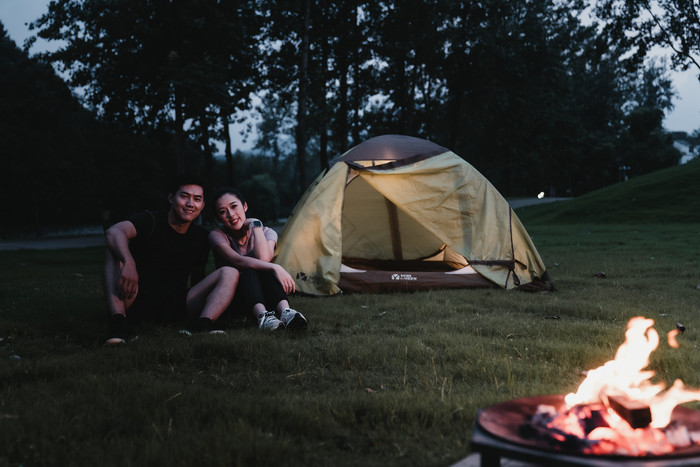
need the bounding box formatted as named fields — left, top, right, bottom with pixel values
left=258, top=311, right=283, bottom=331
left=106, top=314, right=134, bottom=345
left=280, top=308, right=308, bottom=330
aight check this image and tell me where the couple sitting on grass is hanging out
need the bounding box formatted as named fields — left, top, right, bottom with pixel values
left=103, top=175, right=307, bottom=345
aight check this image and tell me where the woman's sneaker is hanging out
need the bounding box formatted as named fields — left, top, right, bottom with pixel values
left=280, top=308, right=308, bottom=330
left=258, top=311, right=283, bottom=331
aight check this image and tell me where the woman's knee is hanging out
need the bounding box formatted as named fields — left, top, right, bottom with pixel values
left=218, top=266, right=239, bottom=285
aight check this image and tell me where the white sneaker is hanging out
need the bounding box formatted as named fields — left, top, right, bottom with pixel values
left=258, top=311, right=283, bottom=331
left=280, top=308, right=308, bottom=330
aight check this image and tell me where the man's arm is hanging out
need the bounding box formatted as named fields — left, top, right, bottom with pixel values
left=104, top=221, right=139, bottom=300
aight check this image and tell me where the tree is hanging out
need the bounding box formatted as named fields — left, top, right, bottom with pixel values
left=617, top=106, right=681, bottom=177
left=256, top=0, right=345, bottom=193
left=594, top=0, right=700, bottom=74
left=433, top=0, right=610, bottom=193
left=623, top=58, right=676, bottom=112
left=16, top=0, right=684, bottom=230
left=368, top=0, right=444, bottom=137
left=250, top=0, right=680, bottom=199
left=30, top=0, right=260, bottom=180
left=1, top=21, right=165, bottom=234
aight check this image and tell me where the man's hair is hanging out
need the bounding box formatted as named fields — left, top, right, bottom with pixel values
left=169, top=174, right=205, bottom=196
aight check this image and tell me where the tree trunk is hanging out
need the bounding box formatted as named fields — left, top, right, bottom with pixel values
left=351, top=45, right=361, bottom=145
left=200, top=114, right=214, bottom=188
left=336, top=51, right=349, bottom=150
left=224, top=117, right=235, bottom=185
left=397, top=55, right=415, bottom=135
left=295, top=0, right=311, bottom=194
left=174, top=91, right=187, bottom=174
left=319, top=2, right=330, bottom=172
left=334, top=4, right=352, bottom=152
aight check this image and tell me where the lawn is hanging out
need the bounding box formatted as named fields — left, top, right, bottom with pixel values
left=2, top=221, right=699, bottom=467
left=2, top=161, right=700, bottom=466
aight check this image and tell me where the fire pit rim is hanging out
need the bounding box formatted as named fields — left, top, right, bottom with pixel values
left=476, top=393, right=700, bottom=460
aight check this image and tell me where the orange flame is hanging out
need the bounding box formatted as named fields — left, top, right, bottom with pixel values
left=668, top=329, right=680, bottom=349
left=564, top=317, right=700, bottom=428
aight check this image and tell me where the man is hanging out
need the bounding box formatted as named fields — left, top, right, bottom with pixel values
left=103, top=176, right=238, bottom=344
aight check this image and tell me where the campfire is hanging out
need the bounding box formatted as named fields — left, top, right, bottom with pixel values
left=525, top=317, right=700, bottom=456
left=472, top=317, right=700, bottom=465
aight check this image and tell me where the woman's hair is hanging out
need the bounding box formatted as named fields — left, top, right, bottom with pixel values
left=211, top=187, right=245, bottom=215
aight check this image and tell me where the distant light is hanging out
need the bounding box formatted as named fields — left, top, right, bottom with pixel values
left=537, top=192, right=545, bottom=199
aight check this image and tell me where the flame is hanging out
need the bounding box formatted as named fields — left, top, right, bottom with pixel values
left=668, top=329, right=680, bottom=349
left=564, top=317, right=700, bottom=429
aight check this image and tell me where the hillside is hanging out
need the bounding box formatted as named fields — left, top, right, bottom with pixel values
left=516, top=159, right=700, bottom=224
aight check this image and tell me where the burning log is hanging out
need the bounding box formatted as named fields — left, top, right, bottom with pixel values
left=519, top=403, right=610, bottom=454
left=607, top=394, right=652, bottom=429
left=664, top=422, right=693, bottom=448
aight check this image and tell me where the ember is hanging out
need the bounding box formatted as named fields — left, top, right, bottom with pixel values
left=521, top=317, right=700, bottom=456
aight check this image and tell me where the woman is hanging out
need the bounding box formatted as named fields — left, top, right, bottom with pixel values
left=209, top=187, right=307, bottom=331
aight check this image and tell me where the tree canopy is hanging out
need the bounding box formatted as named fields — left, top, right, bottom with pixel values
left=594, top=0, right=700, bottom=74
left=3, top=0, right=691, bottom=232
left=1, top=21, right=183, bottom=235
left=30, top=0, right=260, bottom=178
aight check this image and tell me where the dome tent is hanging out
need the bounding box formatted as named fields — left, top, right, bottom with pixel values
left=274, top=135, right=554, bottom=295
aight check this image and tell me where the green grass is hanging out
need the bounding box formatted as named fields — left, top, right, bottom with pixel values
left=2, top=164, right=700, bottom=466
left=517, top=158, right=700, bottom=225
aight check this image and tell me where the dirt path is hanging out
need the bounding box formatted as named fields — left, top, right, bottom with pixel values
left=0, top=236, right=105, bottom=251
left=507, top=197, right=571, bottom=209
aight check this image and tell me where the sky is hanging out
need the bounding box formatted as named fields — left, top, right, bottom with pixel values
left=1, top=0, right=699, bottom=137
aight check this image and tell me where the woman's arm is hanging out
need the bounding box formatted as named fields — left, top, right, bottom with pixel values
left=247, top=219, right=274, bottom=262
left=209, top=230, right=271, bottom=270
left=209, top=230, right=295, bottom=294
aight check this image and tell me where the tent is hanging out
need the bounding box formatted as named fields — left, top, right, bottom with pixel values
left=274, top=135, right=554, bottom=295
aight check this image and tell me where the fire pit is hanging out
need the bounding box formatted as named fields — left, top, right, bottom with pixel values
left=471, top=394, right=700, bottom=466
left=469, top=317, right=700, bottom=466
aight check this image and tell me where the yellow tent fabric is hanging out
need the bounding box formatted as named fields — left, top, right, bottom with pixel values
left=274, top=163, right=346, bottom=295
left=274, top=135, right=552, bottom=295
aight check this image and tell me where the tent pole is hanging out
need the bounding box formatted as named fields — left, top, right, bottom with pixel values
left=385, top=198, right=403, bottom=261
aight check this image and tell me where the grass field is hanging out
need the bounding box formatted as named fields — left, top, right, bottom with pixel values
left=2, top=162, right=700, bottom=466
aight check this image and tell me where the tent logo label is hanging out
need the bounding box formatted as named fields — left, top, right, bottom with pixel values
left=296, top=272, right=325, bottom=286
left=391, top=273, right=417, bottom=281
